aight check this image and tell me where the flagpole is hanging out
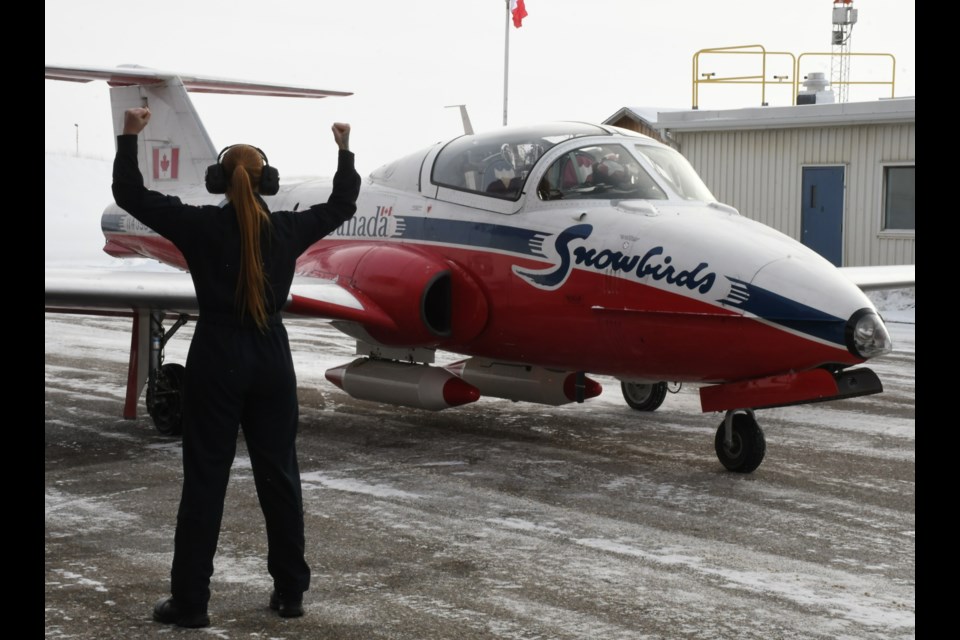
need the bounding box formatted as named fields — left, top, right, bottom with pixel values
left=503, top=0, right=510, bottom=126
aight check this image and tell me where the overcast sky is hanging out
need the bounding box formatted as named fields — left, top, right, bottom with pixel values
left=45, top=0, right=915, bottom=177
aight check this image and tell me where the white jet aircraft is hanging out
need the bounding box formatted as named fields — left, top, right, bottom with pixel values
left=44, top=65, right=914, bottom=473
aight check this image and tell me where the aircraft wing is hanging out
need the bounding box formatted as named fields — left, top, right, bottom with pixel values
left=44, top=64, right=352, bottom=98
left=44, top=269, right=396, bottom=329
left=45, top=269, right=199, bottom=315
left=838, top=265, right=915, bottom=291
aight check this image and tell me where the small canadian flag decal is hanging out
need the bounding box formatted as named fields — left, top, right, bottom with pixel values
left=152, top=147, right=180, bottom=180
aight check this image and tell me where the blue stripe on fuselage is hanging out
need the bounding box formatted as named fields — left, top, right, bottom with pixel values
left=389, top=217, right=847, bottom=348
left=720, top=277, right=846, bottom=346
left=394, top=216, right=548, bottom=259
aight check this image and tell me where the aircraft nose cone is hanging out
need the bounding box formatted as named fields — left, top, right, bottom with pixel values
left=745, top=254, right=888, bottom=360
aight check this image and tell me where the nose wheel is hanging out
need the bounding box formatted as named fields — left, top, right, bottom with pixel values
left=715, top=409, right=766, bottom=473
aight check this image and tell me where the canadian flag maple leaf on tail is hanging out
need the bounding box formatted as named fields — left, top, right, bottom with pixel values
left=511, top=0, right=527, bottom=28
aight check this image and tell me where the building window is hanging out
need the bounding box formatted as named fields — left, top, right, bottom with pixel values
left=883, top=165, right=915, bottom=230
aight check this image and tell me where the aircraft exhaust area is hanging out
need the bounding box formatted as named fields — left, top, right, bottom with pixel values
left=45, top=312, right=914, bottom=639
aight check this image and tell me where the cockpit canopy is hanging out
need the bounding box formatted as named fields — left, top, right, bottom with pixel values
left=432, top=122, right=609, bottom=200
left=429, top=122, right=716, bottom=203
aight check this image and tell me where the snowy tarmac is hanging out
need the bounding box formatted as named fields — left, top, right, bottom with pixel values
left=45, top=309, right=915, bottom=639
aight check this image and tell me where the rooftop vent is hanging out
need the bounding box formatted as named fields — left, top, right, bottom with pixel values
left=797, top=72, right=836, bottom=105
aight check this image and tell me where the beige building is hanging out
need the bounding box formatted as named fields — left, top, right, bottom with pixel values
left=606, top=99, right=915, bottom=267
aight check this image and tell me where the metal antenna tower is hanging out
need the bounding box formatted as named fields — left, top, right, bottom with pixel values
left=831, top=0, right=858, bottom=102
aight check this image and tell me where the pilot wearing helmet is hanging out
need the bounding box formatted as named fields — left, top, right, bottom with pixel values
left=486, top=161, right=523, bottom=196
left=485, top=144, right=524, bottom=197
left=589, top=152, right=629, bottom=187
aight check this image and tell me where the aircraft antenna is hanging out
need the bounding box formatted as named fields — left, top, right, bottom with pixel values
left=831, top=0, right=858, bottom=102
left=444, top=105, right=474, bottom=135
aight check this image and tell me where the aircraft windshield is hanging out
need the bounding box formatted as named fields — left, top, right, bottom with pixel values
left=537, top=144, right=667, bottom=201
left=432, top=123, right=608, bottom=200
left=632, top=145, right=716, bottom=202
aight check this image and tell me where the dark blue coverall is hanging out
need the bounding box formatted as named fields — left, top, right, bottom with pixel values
left=112, top=134, right=361, bottom=610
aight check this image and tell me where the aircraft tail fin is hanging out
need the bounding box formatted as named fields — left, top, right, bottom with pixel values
left=45, top=65, right=352, bottom=189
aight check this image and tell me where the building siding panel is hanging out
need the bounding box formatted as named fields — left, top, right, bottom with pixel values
left=672, top=120, right=914, bottom=266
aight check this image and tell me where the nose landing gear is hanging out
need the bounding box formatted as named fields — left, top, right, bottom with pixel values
left=715, top=409, right=766, bottom=473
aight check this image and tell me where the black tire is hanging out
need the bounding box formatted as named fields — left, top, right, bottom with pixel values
left=620, top=381, right=668, bottom=411
left=714, top=413, right=766, bottom=473
left=147, top=363, right=186, bottom=437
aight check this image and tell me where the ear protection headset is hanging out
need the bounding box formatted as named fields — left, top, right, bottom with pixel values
left=205, top=145, right=280, bottom=195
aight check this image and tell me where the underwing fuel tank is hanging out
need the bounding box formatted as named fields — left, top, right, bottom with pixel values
left=445, top=359, right=603, bottom=406
left=324, top=359, right=480, bottom=411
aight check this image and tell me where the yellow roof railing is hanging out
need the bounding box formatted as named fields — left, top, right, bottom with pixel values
left=692, top=45, right=896, bottom=109
left=693, top=45, right=797, bottom=109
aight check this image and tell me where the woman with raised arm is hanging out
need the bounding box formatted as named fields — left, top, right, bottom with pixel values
left=113, top=107, right=361, bottom=628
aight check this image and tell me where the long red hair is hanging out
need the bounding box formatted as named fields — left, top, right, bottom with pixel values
left=222, top=145, right=271, bottom=330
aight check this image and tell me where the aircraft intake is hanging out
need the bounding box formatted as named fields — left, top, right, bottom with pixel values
left=314, top=244, right=489, bottom=347
left=445, top=359, right=603, bottom=406
left=325, top=358, right=480, bottom=411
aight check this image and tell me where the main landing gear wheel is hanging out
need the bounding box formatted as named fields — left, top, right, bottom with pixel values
left=714, top=411, right=766, bottom=473
left=146, top=363, right=186, bottom=437
left=621, top=381, right=668, bottom=411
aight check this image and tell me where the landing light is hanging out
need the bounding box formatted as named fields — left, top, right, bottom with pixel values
left=846, top=309, right=892, bottom=359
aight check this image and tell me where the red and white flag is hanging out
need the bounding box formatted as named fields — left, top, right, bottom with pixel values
left=510, top=0, right=527, bottom=28
left=152, top=146, right=180, bottom=181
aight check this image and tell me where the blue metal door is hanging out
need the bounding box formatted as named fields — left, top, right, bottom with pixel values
left=801, top=166, right=844, bottom=266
